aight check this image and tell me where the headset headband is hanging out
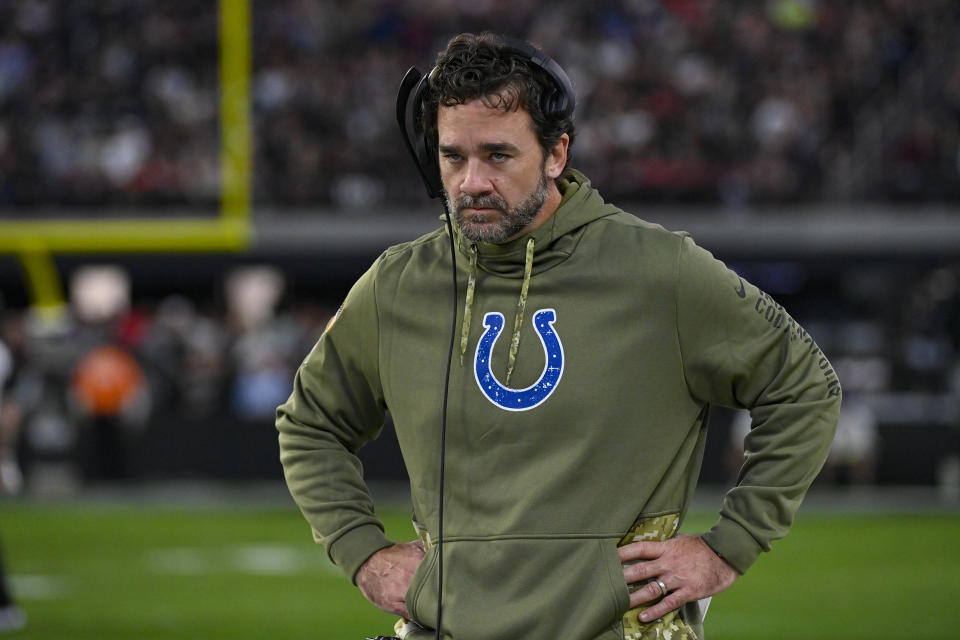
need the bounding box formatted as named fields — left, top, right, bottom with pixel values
left=396, top=37, right=576, bottom=199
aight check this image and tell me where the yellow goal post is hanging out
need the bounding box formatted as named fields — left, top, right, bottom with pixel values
left=0, top=0, right=252, bottom=319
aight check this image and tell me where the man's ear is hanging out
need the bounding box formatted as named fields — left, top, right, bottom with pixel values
left=545, top=133, right=570, bottom=179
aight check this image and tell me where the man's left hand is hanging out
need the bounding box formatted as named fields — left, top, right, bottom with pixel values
left=618, top=534, right=739, bottom=622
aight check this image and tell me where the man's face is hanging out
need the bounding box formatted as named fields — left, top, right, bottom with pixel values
left=437, top=99, right=564, bottom=244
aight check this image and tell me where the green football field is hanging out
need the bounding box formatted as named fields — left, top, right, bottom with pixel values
left=2, top=489, right=958, bottom=639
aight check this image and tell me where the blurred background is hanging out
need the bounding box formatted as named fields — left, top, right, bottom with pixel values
left=0, top=1, right=958, bottom=637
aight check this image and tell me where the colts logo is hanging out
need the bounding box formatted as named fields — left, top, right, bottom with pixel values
left=474, top=308, right=564, bottom=411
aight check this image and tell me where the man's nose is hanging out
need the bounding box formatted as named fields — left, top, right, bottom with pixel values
left=460, top=159, right=493, bottom=195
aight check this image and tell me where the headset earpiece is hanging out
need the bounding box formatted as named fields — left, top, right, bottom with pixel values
left=396, top=38, right=575, bottom=200
left=500, top=37, right=575, bottom=120
left=397, top=67, right=445, bottom=199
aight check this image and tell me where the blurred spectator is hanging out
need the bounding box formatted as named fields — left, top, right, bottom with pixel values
left=69, top=343, right=148, bottom=480
left=0, top=332, right=22, bottom=493
left=0, top=331, right=26, bottom=632
left=225, top=266, right=296, bottom=420
left=14, top=308, right=80, bottom=494
left=65, top=265, right=150, bottom=481
left=0, top=1, right=956, bottom=210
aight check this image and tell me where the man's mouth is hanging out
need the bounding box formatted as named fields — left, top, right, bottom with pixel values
left=457, top=195, right=507, bottom=216
left=458, top=206, right=505, bottom=223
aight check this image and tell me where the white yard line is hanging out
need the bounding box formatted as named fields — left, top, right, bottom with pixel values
left=9, top=574, right=69, bottom=600
left=144, top=544, right=341, bottom=576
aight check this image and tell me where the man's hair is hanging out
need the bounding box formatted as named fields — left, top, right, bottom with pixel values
left=422, top=32, right=576, bottom=173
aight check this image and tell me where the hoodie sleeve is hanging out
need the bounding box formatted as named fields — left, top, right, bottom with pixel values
left=276, top=257, right=393, bottom=582
left=674, top=235, right=841, bottom=574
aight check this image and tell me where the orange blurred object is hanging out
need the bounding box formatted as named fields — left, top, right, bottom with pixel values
left=71, top=345, right=144, bottom=416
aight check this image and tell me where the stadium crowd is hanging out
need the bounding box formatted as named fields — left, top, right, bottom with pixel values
left=0, top=0, right=957, bottom=211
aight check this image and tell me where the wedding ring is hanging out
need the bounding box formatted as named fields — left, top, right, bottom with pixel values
left=655, top=578, right=668, bottom=597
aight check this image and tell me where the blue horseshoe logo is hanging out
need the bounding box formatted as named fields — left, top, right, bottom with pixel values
left=474, top=308, right=564, bottom=411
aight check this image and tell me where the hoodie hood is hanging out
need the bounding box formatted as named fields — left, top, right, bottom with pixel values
left=453, top=169, right=622, bottom=278
left=452, top=170, right=622, bottom=380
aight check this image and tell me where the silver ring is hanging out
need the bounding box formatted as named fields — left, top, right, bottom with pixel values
left=655, top=578, right=668, bottom=597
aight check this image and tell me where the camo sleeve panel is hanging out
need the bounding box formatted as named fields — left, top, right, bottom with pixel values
left=618, top=514, right=700, bottom=640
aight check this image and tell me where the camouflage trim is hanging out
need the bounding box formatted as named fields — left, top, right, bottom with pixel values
left=617, top=513, right=681, bottom=546
left=618, top=513, right=699, bottom=640
left=505, top=237, right=535, bottom=384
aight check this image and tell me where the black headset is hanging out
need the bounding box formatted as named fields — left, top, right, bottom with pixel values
left=395, top=37, right=576, bottom=199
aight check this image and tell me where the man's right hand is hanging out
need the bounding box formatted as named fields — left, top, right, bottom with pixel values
left=355, top=540, right=426, bottom=619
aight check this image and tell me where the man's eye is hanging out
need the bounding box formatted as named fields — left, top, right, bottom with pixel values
left=491, top=153, right=508, bottom=162
left=443, top=153, right=462, bottom=163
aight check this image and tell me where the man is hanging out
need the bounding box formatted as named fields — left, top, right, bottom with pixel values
left=277, top=32, right=840, bottom=640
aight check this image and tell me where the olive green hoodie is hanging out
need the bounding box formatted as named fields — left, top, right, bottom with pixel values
left=276, top=171, right=840, bottom=639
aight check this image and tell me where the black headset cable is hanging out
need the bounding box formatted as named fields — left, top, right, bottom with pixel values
left=435, top=206, right=458, bottom=640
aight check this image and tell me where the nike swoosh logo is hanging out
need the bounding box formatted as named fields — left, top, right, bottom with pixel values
left=734, top=277, right=746, bottom=299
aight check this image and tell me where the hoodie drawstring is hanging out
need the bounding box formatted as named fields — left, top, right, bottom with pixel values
left=505, top=237, right=535, bottom=385
left=459, top=244, right=478, bottom=366
left=459, top=236, right=535, bottom=386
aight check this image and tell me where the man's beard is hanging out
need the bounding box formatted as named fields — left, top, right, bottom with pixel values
left=446, top=171, right=549, bottom=244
